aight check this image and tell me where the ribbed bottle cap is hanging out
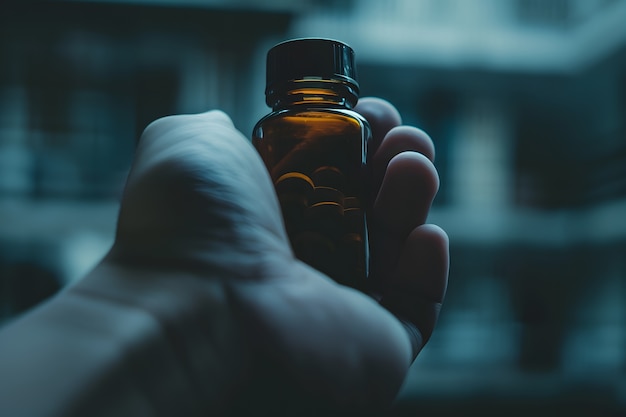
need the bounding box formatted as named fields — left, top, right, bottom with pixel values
left=265, top=38, right=359, bottom=104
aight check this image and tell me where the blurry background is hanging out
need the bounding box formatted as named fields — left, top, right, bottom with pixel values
left=1, top=0, right=625, bottom=415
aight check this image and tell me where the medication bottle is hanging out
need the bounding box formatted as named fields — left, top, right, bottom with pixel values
left=252, top=38, right=371, bottom=289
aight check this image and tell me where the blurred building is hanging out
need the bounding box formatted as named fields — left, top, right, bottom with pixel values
left=1, top=0, right=625, bottom=415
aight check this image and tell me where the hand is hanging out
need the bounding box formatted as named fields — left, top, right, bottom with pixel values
left=74, top=98, right=449, bottom=416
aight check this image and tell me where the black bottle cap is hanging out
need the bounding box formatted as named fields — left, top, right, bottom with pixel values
left=265, top=38, right=359, bottom=101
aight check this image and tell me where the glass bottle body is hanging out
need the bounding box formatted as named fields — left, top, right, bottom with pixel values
left=253, top=104, right=370, bottom=288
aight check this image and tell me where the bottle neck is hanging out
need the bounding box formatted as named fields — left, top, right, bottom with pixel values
left=266, top=79, right=359, bottom=111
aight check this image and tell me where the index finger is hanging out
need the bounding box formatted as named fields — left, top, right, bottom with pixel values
left=354, top=97, right=402, bottom=156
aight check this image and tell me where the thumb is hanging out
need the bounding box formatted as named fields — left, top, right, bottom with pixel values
left=114, top=110, right=291, bottom=267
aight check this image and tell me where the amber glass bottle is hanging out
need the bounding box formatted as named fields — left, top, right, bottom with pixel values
left=252, top=38, right=371, bottom=289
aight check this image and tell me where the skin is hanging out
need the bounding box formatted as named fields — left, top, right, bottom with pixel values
left=0, top=98, right=448, bottom=417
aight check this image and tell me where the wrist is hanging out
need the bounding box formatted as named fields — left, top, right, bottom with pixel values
left=73, top=257, right=252, bottom=414
left=0, top=257, right=249, bottom=416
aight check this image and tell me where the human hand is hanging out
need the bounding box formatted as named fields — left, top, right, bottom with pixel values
left=76, top=98, right=448, bottom=416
